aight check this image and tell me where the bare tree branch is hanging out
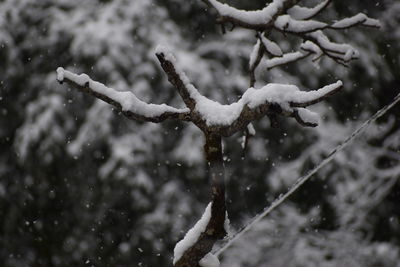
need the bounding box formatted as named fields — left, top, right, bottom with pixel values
left=155, top=46, right=206, bottom=112
left=56, top=68, right=190, bottom=123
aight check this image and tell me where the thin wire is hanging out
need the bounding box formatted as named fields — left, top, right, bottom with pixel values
left=215, top=92, right=400, bottom=257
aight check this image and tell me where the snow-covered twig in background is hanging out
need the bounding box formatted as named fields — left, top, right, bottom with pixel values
left=214, top=92, right=400, bottom=257
left=204, top=0, right=379, bottom=73
left=265, top=51, right=310, bottom=70
left=288, top=0, right=332, bottom=20
left=202, top=0, right=301, bottom=30
left=273, top=13, right=380, bottom=34
left=204, top=0, right=379, bottom=32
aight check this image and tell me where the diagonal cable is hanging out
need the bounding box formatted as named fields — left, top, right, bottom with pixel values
left=215, top=92, right=400, bottom=257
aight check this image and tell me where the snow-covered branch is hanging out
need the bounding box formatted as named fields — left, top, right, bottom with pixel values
left=155, top=46, right=201, bottom=111
left=264, top=40, right=324, bottom=69
left=288, top=81, right=343, bottom=107
left=273, top=13, right=380, bottom=34
left=305, top=31, right=359, bottom=64
left=203, top=0, right=379, bottom=69
left=154, top=48, right=343, bottom=135
left=204, top=0, right=379, bottom=32
left=56, top=67, right=190, bottom=123
left=265, top=50, right=311, bottom=70
left=201, top=82, right=342, bottom=136
left=202, top=0, right=301, bottom=30
left=219, top=81, right=342, bottom=134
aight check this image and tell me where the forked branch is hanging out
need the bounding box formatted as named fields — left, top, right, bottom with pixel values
left=154, top=49, right=343, bottom=136
left=155, top=47, right=199, bottom=111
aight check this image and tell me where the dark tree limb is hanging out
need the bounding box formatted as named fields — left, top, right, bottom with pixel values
left=156, top=51, right=198, bottom=111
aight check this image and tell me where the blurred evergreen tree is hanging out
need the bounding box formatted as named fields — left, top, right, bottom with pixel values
left=0, top=0, right=398, bottom=266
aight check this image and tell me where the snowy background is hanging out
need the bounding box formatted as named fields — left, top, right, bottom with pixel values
left=0, top=0, right=399, bottom=266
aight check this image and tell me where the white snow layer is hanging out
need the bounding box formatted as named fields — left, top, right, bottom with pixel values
left=300, top=41, right=323, bottom=59
left=173, top=203, right=212, bottom=264
left=207, top=0, right=285, bottom=25
left=155, top=46, right=342, bottom=126
left=287, top=0, right=330, bottom=20
left=332, top=13, right=381, bottom=29
left=301, top=41, right=322, bottom=55
left=247, top=123, right=256, bottom=136
left=297, top=108, right=320, bottom=125
left=266, top=51, right=305, bottom=69
left=260, top=35, right=283, bottom=56
left=308, top=31, right=359, bottom=61
left=56, top=67, right=189, bottom=117
left=196, top=81, right=342, bottom=126
left=274, top=15, right=326, bottom=33
left=249, top=39, right=261, bottom=69
left=199, top=253, right=220, bottom=267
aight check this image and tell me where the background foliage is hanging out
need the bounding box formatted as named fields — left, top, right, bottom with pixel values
left=0, top=0, right=399, bottom=266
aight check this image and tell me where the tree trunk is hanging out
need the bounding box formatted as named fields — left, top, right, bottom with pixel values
left=174, top=133, right=227, bottom=267
left=204, top=133, right=227, bottom=240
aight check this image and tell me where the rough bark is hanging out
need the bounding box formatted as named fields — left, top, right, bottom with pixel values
left=174, top=133, right=227, bottom=267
